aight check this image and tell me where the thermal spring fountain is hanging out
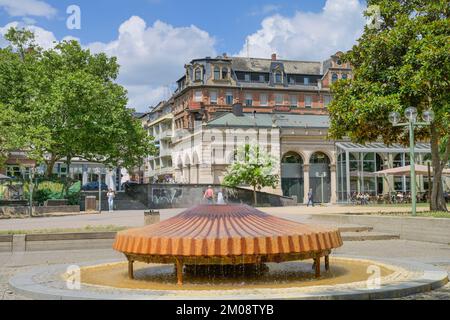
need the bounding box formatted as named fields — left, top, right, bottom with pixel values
left=112, top=204, right=343, bottom=286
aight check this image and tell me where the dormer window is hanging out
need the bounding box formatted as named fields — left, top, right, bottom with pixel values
left=214, top=67, right=220, bottom=80
left=194, top=68, right=202, bottom=81
left=275, top=71, right=283, bottom=84
left=331, top=73, right=338, bottom=83
left=222, top=67, right=229, bottom=79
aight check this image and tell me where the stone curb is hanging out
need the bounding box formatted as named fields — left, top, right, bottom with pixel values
left=9, top=256, right=449, bottom=300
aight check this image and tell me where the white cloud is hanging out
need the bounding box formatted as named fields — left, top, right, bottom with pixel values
left=88, top=16, right=217, bottom=111
left=0, top=0, right=57, bottom=18
left=0, top=21, right=57, bottom=49
left=238, top=0, right=366, bottom=61
left=249, top=4, right=281, bottom=16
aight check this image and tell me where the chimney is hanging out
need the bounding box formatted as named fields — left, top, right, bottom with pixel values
left=232, top=103, right=244, bottom=117
left=271, top=53, right=277, bottom=61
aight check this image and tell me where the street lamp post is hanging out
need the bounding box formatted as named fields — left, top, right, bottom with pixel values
left=389, top=108, right=434, bottom=216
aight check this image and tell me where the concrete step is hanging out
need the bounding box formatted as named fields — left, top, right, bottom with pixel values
left=338, top=225, right=373, bottom=233
left=341, top=231, right=400, bottom=241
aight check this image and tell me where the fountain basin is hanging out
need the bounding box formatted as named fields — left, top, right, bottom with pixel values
left=113, top=204, right=343, bottom=284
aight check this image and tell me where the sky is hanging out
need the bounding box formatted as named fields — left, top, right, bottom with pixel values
left=0, top=0, right=368, bottom=112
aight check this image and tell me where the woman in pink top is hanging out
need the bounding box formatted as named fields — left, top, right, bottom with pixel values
left=203, top=186, right=214, bottom=204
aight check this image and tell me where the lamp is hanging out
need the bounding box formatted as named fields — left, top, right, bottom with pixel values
left=404, top=107, right=418, bottom=123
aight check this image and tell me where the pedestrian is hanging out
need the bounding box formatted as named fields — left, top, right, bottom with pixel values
left=107, top=188, right=115, bottom=213
left=203, top=185, right=215, bottom=205
left=307, top=189, right=314, bottom=207
left=217, top=190, right=225, bottom=205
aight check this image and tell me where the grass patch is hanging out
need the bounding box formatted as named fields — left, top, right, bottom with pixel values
left=357, top=211, right=450, bottom=218
left=0, top=225, right=129, bottom=235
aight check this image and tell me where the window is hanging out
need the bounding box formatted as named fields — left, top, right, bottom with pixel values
left=331, top=73, right=338, bottom=83
left=226, top=91, right=233, bottom=105
left=6, top=165, right=29, bottom=179
left=290, top=95, right=297, bottom=107
left=194, top=68, right=202, bottom=81
left=210, top=91, right=217, bottom=104
left=259, top=74, right=266, bottom=82
left=260, top=94, right=268, bottom=106
left=275, top=94, right=283, bottom=105
left=305, top=95, right=312, bottom=108
left=324, top=95, right=332, bottom=107
left=194, top=90, right=202, bottom=102
left=244, top=74, right=251, bottom=82
left=222, top=68, right=228, bottom=79
left=342, top=74, right=348, bottom=80
left=275, top=71, right=282, bottom=84
left=214, top=67, right=220, bottom=80
left=304, top=77, right=310, bottom=85
left=289, top=77, right=295, bottom=85
left=245, top=93, right=253, bottom=106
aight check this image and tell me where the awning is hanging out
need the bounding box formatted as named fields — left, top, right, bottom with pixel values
left=0, top=174, right=12, bottom=180
left=375, top=165, right=450, bottom=176
left=336, top=142, right=431, bottom=153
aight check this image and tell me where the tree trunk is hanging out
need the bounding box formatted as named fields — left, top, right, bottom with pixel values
left=430, top=125, right=448, bottom=212
left=45, top=156, right=57, bottom=178
left=253, top=186, right=258, bottom=206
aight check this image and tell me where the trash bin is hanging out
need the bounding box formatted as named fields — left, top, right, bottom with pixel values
left=144, top=210, right=160, bottom=225
left=85, top=196, right=97, bottom=212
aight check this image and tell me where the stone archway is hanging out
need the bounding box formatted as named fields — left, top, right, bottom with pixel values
left=281, top=152, right=304, bottom=203
left=309, top=152, right=331, bottom=203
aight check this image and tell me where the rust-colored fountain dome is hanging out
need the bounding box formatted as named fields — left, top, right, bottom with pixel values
left=113, top=204, right=343, bottom=285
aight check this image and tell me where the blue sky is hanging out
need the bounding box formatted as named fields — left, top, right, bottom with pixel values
left=0, top=0, right=368, bottom=111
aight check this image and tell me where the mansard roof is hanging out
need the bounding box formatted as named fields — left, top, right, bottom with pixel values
left=231, top=57, right=322, bottom=75
left=207, top=112, right=330, bottom=128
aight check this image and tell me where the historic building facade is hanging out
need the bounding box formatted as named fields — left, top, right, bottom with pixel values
left=141, top=52, right=446, bottom=204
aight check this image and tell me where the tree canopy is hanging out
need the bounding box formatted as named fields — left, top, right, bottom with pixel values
left=0, top=27, right=156, bottom=176
left=328, top=0, right=449, bottom=211
left=223, top=144, right=279, bottom=205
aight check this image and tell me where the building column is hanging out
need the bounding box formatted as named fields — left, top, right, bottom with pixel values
left=330, top=164, right=337, bottom=204
left=303, top=164, right=310, bottom=204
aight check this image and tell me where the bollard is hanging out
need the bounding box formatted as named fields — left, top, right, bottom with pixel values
left=85, top=196, right=97, bottom=212
left=144, top=210, right=160, bottom=225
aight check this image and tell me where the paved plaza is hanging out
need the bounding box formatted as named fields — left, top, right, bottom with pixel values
left=0, top=205, right=430, bottom=232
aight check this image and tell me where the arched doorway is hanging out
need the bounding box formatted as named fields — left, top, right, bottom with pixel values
left=281, top=152, right=304, bottom=203
left=309, top=152, right=331, bottom=203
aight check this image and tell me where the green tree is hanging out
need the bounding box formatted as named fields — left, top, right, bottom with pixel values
left=223, top=144, right=279, bottom=205
left=328, top=0, right=450, bottom=211
left=0, top=29, right=51, bottom=168
left=0, top=28, right=156, bottom=179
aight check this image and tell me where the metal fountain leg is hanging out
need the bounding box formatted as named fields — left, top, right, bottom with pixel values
left=325, top=255, right=330, bottom=272
left=175, top=258, right=184, bottom=286
left=314, top=257, right=321, bottom=278
left=128, top=259, right=134, bottom=279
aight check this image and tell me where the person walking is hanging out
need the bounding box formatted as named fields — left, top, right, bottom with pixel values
left=203, top=186, right=215, bottom=205
left=307, top=189, right=314, bottom=207
left=107, top=189, right=115, bottom=213
left=217, top=190, right=225, bottom=205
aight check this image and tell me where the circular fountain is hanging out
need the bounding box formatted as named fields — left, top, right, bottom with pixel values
left=113, top=204, right=343, bottom=285
left=8, top=204, right=449, bottom=300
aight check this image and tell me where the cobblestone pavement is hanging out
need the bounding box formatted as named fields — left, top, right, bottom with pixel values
left=1, top=240, right=449, bottom=300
